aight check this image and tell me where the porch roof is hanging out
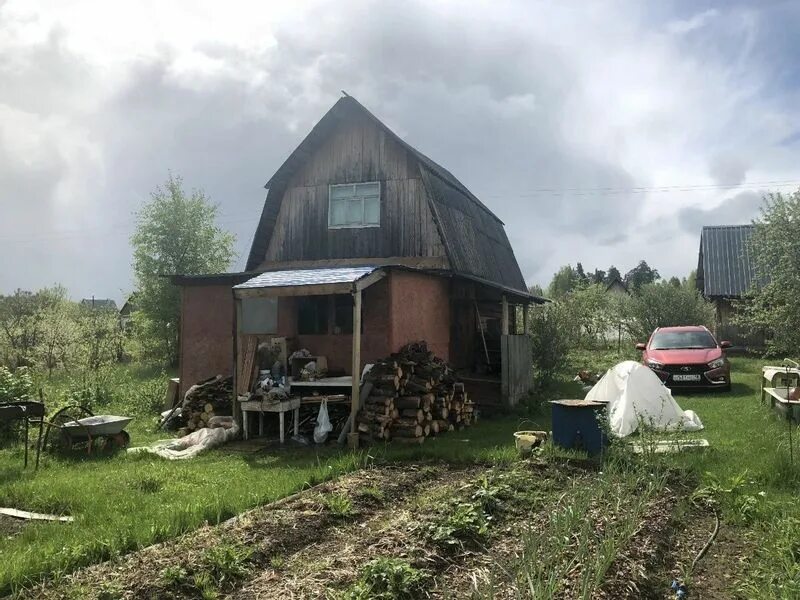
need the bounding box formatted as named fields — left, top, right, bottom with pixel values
left=233, top=266, right=384, bottom=297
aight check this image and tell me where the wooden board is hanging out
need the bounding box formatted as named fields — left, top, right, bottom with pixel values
left=236, top=336, right=259, bottom=396
left=0, top=508, right=74, bottom=522
left=163, top=378, right=180, bottom=411
left=501, top=334, right=533, bottom=408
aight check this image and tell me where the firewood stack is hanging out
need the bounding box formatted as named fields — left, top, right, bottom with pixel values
left=356, top=342, right=475, bottom=445
left=178, top=375, right=234, bottom=436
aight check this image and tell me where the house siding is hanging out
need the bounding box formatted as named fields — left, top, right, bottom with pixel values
left=270, top=278, right=392, bottom=374
left=388, top=270, right=450, bottom=361
left=179, top=284, right=235, bottom=397
left=261, top=113, right=447, bottom=265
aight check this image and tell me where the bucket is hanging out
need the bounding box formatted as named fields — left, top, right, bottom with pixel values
left=514, top=430, right=548, bottom=456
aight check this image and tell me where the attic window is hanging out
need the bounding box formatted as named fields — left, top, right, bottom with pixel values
left=328, top=182, right=380, bottom=228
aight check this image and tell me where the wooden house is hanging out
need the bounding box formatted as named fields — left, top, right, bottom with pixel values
left=696, top=224, right=763, bottom=347
left=605, top=277, right=629, bottom=296
left=174, top=96, right=544, bottom=442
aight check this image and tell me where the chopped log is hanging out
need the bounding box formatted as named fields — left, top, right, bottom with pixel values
left=394, top=396, right=422, bottom=409
left=399, top=408, right=424, bottom=423
left=369, top=374, right=400, bottom=388
left=391, top=424, right=423, bottom=438
left=357, top=414, right=393, bottom=426
left=403, top=378, right=431, bottom=394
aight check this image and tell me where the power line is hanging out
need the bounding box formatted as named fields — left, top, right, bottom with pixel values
left=2, top=177, right=798, bottom=243
left=484, top=179, right=800, bottom=198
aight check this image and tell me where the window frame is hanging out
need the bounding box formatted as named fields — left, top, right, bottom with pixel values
left=328, top=182, right=381, bottom=229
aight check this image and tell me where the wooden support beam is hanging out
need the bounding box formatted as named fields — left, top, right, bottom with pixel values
left=501, top=295, right=509, bottom=336
left=233, top=296, right=242, bottom=426
left=349, top=288, right=363, bottom=449
left=523, top=302, right=530, bottom=335
left=235, top=282, right=352, bottom=299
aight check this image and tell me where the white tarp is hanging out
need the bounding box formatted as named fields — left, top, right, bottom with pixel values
left=128, top=416, right=239, bottom=460
left=585, top=361, right=704, bottom=438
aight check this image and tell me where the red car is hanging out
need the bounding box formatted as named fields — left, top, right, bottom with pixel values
left=636, top=326, right=732, bottom=392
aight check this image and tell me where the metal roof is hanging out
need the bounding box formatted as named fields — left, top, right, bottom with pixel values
left=233, top=266, right=377, bottom=290
left=698, top=225, right=756, bottom=298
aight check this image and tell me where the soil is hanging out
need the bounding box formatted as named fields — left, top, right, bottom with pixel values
left=19, top=461, right=748, bottom=600
left=0, top=515, right=27, bottom=540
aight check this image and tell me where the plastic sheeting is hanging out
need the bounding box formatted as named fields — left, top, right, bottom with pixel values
left=128, top=416, right=240, bottom=460
left=585, top=361, right=704, bottom=438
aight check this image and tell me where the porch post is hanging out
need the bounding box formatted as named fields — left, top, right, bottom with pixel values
left=233, top=295, right=242, bottom=426
left=501, top=295, right=509, bottom=336
left=523, top=302, right=530, bottom=335
left=348, top=288, right=363, bottom=449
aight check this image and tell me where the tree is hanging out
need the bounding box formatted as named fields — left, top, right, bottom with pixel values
left=131, top=174, right=236, bottom=365
left=605, top=266, right=622, bottom=285
left=575, top=262, right=587, bottom=283
left=736, top=191, right=800, bottom=355
left=624, top=260, right=660, bottom=292
left=77, top=303, right=126, bottom=371
left=668, top=276, right=681, bottom=288
left=36, top=286, right=80, bottom=376
left=685, top=269, right=698, bottom=291
left=590, top=268, right=606, bottom=285
left=528, top=303, right=570, bottom=390
left=547, top=265, right=580, bottom=299
left=528, top=284, right=546, bottom=298
left=621, top=281, right=715, bottom=343
left=559, top=283, right=614, bottom=349
left=0, top=289, right=59, bottom=367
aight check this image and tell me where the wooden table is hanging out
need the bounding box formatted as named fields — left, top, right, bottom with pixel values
left=289, top=376, right=353, bottom=391
left=240, top=397, right=301, bottom=443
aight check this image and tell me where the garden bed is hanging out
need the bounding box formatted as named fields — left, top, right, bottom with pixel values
left=21, top=459, right=702, bottom=600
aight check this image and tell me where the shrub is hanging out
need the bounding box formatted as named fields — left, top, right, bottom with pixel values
left=201, top=542, right=253, bottom=587
left=735, top=191, right=800, bottom=356
left=0, top=366, right=33, bottom=402
left=344, top=558, right=429, bottom=600
left=429, top=501, right=488, bottom=550
left=528, top=304, right=570, bottom=390
left=323, top=493, right=354, bottom=518
left=621, top=282, right=715, bottom=343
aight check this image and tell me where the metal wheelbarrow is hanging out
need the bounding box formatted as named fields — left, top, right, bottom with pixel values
left=42, top=406, right=133, bottom=454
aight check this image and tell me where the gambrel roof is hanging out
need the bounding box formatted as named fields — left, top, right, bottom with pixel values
left=696, top=225, right=756, bottom=298
left=245, top=96, right=528, bottom=292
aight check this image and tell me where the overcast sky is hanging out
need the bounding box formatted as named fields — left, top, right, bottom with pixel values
left=2, top=0, right=800, bottom=303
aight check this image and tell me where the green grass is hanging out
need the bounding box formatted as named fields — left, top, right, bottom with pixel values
left=3, top=357, right=800, bottom=597
left=0, top=366, right=530, bottom=595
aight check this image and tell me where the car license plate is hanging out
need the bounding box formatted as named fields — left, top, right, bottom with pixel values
left=673, top=374, right=701, bottom=382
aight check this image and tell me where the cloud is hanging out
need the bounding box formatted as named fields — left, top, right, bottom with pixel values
left=1, top=0, right=800, bottom=297
left=667, top=9, right=719, bottom=35
left=677, top=190, right=762, bottom=233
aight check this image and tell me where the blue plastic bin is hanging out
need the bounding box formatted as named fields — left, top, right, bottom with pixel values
left=550, top=399, right=608, bottom=456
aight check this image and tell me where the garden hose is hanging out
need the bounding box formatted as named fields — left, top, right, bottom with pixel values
left=672, top=510, right=720, bottom=599
left=691, top=509, right=720, bottom=573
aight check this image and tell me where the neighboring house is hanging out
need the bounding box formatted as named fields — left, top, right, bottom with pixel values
left=119, top=296, right=137, bottom=329
left=80, top=298, right=118, bottom=311
left=174, top=95, right=544, bottom=418
left=605, top=277, right=629, bottom=296
left=696, top=224, right=762, bottom=346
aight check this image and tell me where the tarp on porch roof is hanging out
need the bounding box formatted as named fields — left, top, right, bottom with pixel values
left=233, top=266, right=377, bottom=291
